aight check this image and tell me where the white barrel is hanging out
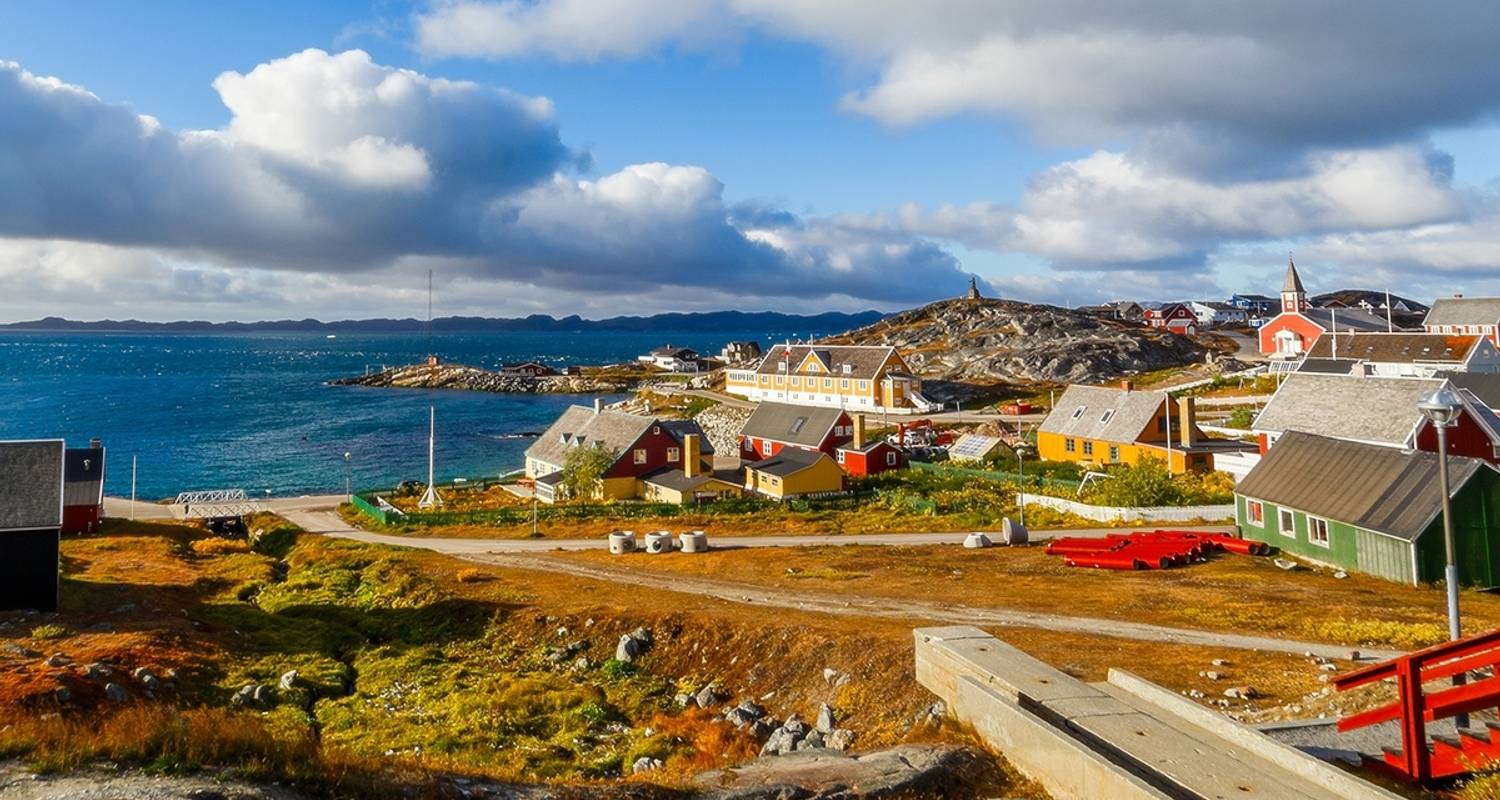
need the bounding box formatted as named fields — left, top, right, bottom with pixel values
left=679, top=530, right=709, bottom=553
left=963, top=532, right=992, bottom=549
left=644, top=530, right=674, bottom=554
left=608, top=530, right=637, bottom=554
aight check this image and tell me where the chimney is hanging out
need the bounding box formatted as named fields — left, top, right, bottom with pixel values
left=1177, top=397, right=1196, bottom=448
left=89, top=437, right=102, bottom=449
left=852, top=414, right=866, bottom=449
left=1120, top=379, right=1133, bottom=392
left=593, top=397, right=603, bottom=414
left=683, top=433, right=701, bottom=479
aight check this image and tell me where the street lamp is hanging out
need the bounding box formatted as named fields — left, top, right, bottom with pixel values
left=1419, top=383, right=1465, bottom=727
left=343, top=452, right=353, bottom=501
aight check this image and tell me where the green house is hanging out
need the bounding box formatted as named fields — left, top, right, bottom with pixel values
left=1234, top=430, right=1500, bottom=586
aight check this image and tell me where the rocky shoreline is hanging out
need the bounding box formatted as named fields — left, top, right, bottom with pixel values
left=330, top=363, right=643, bottom=394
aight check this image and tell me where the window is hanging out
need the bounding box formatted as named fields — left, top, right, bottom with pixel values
left=886, top=451, right=897, bottom=466
left=824, top=378, right=832, bottom=388
left=791, top=376, right=800, bottom=387
left=1100, top=409, right=1115, bottom=424
left=667, top=447, right=680, bottom=463
left=1279, top=508, right=1294, bottom=537
left=842, top=364, right=852, bottom=375
left=1065, top=438, right=1076, bottom=453
left=791, top=417, right=807, bottom=434
left=1246, top=500, right=1263, bottom=526
left=744, top=439, right=754, bottom=451
left=1072, top=405, right=1088, bottom=419
left=652, top=426, right=661, bottom=435
left=1083, top=441, right=1094, bottom=456
left=859, top=380, right=869, bottom=390
left=836, top=450, right=845, bottom=464
left=762, top=441, right=772, bottom=456
left=1157, top=417, right=1167, bottom=432
left=1108, top=445, right=1120, bottom=462
left=633, top=449, right=647, bottom=464
left=1309, top=517, right=1330, bottom=547
left=841, top=379, right=850, bottom=389
left=778, top=362, right=787, bottom=372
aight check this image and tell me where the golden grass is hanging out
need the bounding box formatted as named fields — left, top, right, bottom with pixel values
left=189, top=537, right=251, bottom=556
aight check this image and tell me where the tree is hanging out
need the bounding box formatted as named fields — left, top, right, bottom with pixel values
left=1081, top=457, right=1183, bottom=507
left=560, top=444, right=618, bottom=501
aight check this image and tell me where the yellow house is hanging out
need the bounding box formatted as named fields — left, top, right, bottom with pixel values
left=742, top=448, right=846, bottom=499
left=641, top=434, right=743, bottom=503
left=1036, top=382, right=1252, bottom=474
left=723, top=344, right=940, bottom=414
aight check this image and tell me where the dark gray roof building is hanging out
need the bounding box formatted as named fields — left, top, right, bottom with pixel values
left=1237, top=431, right=1487, bottom=542
left=739, top=402, right=846, bottom=448
left=745, top=447, right=826, bottom=477
left=64, top=445, right=106, bottom=508
left=1424, top=297, right=1500, bottom=328
left=1252, top=374, right=1441, bottom=446
left=1038, top=384, right=1170, bottom=443
left=0, top=440, right=65, bottom=531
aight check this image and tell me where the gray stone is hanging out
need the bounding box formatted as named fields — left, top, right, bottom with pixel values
left=825, top=728, right=856, bottom=751
left=802, top=730, right=825, bottom=749
left=53, top=686, right=72, bottom=703
left=252, top=684, right=273, bottom=704
left=615, top=634, right=642, bottom=662
left=142, top=675, right=163, bottom=692
left=749, top=718, right=775, bottom=740
left=2, top=643, right=41, bottom=658
left=1274, top=558, right=1298, bottom=571
left=815, top=703, right=835, bottom=734
left=1200, top=670, right=1223, bottom=681
left=1211, top=658, right=1230, bottom=667
left=104, top=682, right=128, bottom=702
left=675, top=692, right=697, bottom=708
left=695, top=684, right=724, bottom=708
left=81, top=662, right=109, bottom=681
left=1224, top=686, right=1258, bottom=700
left=631, top=756, right=663, bottom=774
left=782, top=714, right=807, bottom=737
left=629, top=627, right=653, bottom=646
left=44, top=654, right=71, bottom=668
left=132, top=667, right=156, bottom=682
left=279, top=670, right=299, bottom=689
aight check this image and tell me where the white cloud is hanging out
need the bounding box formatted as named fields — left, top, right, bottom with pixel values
left=415, top=0, right=734, bottom=60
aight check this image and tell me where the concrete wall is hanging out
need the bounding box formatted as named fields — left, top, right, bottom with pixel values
left=1021, top=493, right=1234, bottom=523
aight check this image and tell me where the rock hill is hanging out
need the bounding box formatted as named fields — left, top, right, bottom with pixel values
left=821, top=298, right=1210, bottom=387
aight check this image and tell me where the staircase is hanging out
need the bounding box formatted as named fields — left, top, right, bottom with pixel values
left=1385, top=725, right=1500, bottom=778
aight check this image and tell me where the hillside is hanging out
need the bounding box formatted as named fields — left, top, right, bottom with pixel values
left=1310, top=289, right=1428, bottom=328
left=821, top=297, right=1211, bottom=389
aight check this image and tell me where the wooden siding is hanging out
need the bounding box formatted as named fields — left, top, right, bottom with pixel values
left=1354, top=527, right=1415, bottom=585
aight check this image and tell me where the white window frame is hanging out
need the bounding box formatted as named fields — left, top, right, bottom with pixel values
left=1072, top=405, right=1088, bottom=419
left=885, top=451, right=897, bottom=466
left=633, top=449, right=648, bottom=464
left=667, top=447, right=680, bottom=463
left=1246, top=499, right=1263, bottom=526
left=762, top=441, right=772, bottom=456
left=1309, top=516, right=1330, bottom=548
left=1278, top=508, right=1294, bottom=537
left=836, top=450, right=845, bottom=464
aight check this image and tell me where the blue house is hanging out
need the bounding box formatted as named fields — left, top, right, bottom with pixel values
left=1230, top=293, right=1279, bottom=325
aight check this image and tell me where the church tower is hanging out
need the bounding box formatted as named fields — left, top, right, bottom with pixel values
left=1280, top=258, right=1308, bottom=314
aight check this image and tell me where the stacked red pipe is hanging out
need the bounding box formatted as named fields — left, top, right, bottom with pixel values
left=1045, top=530, right=1268, bottom=570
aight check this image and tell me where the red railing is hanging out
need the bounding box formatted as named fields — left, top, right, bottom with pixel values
left=1335, top=628, right=1500, bottom=780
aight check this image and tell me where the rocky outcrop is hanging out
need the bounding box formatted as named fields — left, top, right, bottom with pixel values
left=331, top=363, right=639, bottom=394
left=822, top=297, right=1211, bottom=388
left=694, top=404, right=753, bottom=455
left=695, top=745, right=1000, bottom=799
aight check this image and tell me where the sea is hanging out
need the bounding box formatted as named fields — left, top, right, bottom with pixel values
left=0, top=329, right=823, bottom=500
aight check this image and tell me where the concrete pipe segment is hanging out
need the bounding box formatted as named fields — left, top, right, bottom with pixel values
left=963, top=532, right=992, bottom=549
left=644, top=530, right=674, bottom=554
left=608, top=530, right=637, bottom=554
left=679, top=530, right=709, bottom=553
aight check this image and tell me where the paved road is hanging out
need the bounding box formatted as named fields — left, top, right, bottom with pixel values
left=281, top=510, right=1382, bottom=660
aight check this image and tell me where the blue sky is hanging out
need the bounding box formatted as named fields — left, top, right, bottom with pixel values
left=2, top=1, right=1500, bottom=321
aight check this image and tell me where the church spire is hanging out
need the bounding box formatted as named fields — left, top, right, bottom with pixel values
left=1281, top=256, right=1308, bottom=313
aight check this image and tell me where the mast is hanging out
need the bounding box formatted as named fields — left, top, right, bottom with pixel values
left=418, top=406, right=440, bottom=508
left=1386, top=289, right=1394, bottom=333
left=426, top=269, right=433, bottom=359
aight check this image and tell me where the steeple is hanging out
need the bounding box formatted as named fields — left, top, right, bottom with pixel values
left=966, top=276, right=981, bottom=301
left=1280, top=257, right=1307, bottom=313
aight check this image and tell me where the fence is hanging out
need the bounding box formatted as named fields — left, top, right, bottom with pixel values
left=350, top=493, right=392, bottom=525
left=1019, top=494, right=1235, bottom=523
left=349, top=491, right=880, bottom=527
left=909, top=460, right=1083, bottom=490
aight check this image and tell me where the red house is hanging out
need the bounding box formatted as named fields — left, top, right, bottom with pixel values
left=1145, top=303, right=1199, bottom=335
left=738, top=402, right=853, bottom=461
left=525, top=403, right=716, bottom=503
left=62, top=441, right=105, bottom=535
left=835, top=415, right=905, bottom=476
left=1257, top=259, right=1391, bottom=357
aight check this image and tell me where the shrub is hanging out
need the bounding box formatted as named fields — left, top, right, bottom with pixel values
left=1225, top=407, right=1255, bottom=429
left=190, top=538, right=251, bottom=556
left=29, top=624, right=68, bottom=640
left=1081, top=458, right=1183, bottom=507
left=599, top=659, right=636, bottom=680
left=455, top=568, right=492, bottom=584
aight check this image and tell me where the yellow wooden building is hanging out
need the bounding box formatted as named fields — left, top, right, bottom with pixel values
left=741, top=448, right=847, bottom=499
left=1036, top=382, right=1251, bottom=474
left=723, top=344, right=941, bottom=414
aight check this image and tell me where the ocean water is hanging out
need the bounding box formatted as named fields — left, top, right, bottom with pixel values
left=0, top=329, right=809, bottom=499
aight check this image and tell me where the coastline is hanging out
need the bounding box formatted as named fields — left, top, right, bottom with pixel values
left=329, top=362, right=648, bottom=394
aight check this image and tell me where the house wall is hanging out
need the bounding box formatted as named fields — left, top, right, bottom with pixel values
left=1257, top=314, right=1325, bottom=356
left=1236, top=495, right=1368, bottom=574
left=603, top=425, right=711, bottom=482
left=723, top=351, right=922, bottom=412
left=1413, top=413, right=1500, bottom=465
left=62, top=504, right=101, bottom=535
left=0, top=529, right=60, bottom=611
left=746, top=459, right=846, bottom=499
left=838, top=443, right=905, bottom=477
left=1035, top=433, right=1210, bottom=475
left=1415, top=472, right=1500, bottom=587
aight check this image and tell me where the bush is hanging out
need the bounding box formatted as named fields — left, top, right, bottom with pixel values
left=455, top=568, right=492, bottom=584
left=1081, top=458, right=1183, bottom=507
left=599, top=659, right=636, bottom=680
left=191, top=538, right=251, bottom=556
left=30, top=624, right=68, bottom=640
left=1225, top=407, right=1255, bottom=429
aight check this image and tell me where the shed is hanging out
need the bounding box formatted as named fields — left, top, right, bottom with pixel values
left=1235, top=431, right=1500, bottom=586
left=63, top=443, right=106, bottom=535
left=0, top=439, right=66, bottom=610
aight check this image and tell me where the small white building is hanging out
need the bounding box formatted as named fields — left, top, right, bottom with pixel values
left=637, top=345, right=702, bottom=373
left=1187, top=301, right=1250, bottom=327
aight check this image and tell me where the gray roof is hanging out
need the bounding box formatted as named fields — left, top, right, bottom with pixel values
left=1424, top=297, right=1500, bottom=327
left=659, top=420, right=717, bottom=455
left=642, top=467, right=741, bottom=492
left=0, top=440, right=65, bottom=531
left=1440, top=372, right=1500, bottom=410
left=739, top=402, right=845, bottom=447
left=64, top=446, right=105, bottom=507
left=754, top=345, right=900, bottom=380
left=1237, top=431, right=1488, bottom=542
left=1302, top=307, right=1394, bottom=332
left=1295, top=358, right=1361, bottom=376
left=1252, top=373, right=1440, bottom=445
left=526, top=406, right=653, bottom=468
left=746, top=447, right=829, bottom=478
left=1038, top=385, right=1166, bottom=443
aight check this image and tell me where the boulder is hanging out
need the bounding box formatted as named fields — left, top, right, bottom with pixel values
left=279, top=670, right=299, bottom=690
left=697, top=744, right=993, bottom=799
left=81, top=663, right=109, bottom=681
left=615, top=635, right=642, bottom=663
left=44, top=654, right=71, bottom=668
left=695, top=684, right=724, bottom=709
left=825, top=728, right=856, bottom=751
left=54, top=686, right=72, bottom=703
left=631, top=757, right=663, bottom=774
left=815, top=704, right=836, bottom=734
left=1, top=643, right=41, bottom=658
left=104, top=682, right=129, bottom=703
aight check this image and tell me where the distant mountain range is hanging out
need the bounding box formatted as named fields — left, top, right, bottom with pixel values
left=0, top=310, right=887, bottom=334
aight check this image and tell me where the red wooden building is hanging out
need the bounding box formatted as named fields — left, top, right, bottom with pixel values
left=738, top=402, right=853, bottom=461
left=62, top=441, right=105, bottom=535
left=1257, top=259, right=1390, bottom=357
left=1145, top=303, right=1198, bottom=335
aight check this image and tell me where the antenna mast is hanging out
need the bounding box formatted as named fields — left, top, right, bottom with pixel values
left=418, top=406, right=441, bottom=508
left=426, top=269, right=433, bottom=358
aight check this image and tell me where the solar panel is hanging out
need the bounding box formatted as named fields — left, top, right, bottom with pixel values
left=949, top=434, right=1000, bottom=460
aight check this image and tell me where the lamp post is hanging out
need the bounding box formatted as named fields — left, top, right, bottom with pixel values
left=1419, top=383, right=1466, bottom=728
left=343, top=452, right=353, bottom=501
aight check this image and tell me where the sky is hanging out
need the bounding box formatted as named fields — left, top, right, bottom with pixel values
left=3, top=2, right=1500, bottom=322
